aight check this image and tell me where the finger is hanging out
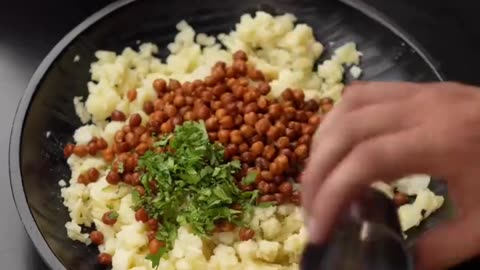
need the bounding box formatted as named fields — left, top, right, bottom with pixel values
left=415, top=212, right=480, bottom=270
left=312, top=82, right=420, bottom=147
left=307, top=128, right=433, bottom=243
left=302, top=102, right=416, bottom=215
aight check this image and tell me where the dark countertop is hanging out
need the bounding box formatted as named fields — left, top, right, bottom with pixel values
left=0, top=0, right=478, bottom=269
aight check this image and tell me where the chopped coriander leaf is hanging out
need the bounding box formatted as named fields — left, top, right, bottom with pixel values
left=242, top=171, right=258, bottom=185
left=117, top=162, right=124, bottom=174
left=108, top=211, right=119, bottom=219
left=134, top=121, right=258, bottom=266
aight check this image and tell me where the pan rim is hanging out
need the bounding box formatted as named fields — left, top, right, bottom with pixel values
left=8, top=0, right=444, bottom=269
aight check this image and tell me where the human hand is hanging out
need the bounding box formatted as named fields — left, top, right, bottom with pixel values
left=301, top=82, right=480, bottom=270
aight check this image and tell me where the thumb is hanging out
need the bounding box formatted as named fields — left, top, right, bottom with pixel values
left=414, top=213, right=480, bottom=270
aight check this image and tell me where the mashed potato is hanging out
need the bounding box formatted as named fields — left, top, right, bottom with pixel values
left=62, top=11, right=443, bottom=270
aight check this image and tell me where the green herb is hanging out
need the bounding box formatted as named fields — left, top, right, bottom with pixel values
left=117, top=162, right=124, bottom=174
left=134, top=121, right=258, bottom=267
left=108, top=211, right=119, bottom=220
left=241, top=171, right=258, bottom=185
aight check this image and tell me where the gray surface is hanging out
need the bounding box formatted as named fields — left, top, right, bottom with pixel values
left=0, top=0, right=477, bottom=269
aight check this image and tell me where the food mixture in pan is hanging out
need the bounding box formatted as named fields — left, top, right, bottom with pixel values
left=60, top=12, right=445, bottom=270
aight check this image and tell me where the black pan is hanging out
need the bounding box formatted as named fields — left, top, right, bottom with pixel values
left=9, top=0, right=455, bottom=269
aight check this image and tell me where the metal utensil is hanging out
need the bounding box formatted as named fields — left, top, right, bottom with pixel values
left=301, top=189, right=414, bottom=270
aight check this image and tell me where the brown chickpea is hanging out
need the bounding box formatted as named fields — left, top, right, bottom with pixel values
left=135, top=208, right=148, bottom=222
left=153, top=99, right=165, bottom=111
left=278, top=182, right=293, bottom=195
left=184, top=111, right=194, bottom=121
left=160, top=121, right=174, bottom=134
left=292, top=89, right=305, bottom=103
left=114, top=131, right=125, bottom=144
left=114, top=142, right=130, bottom=154
left=211, top=100, right=222, bottom=111
left=87, top=168, right=100, bottom=182
left=321, top=103, right=333, bottom=113
left=244, top=112, right=258, bottom=126
left=306, top=113, right=320, bottom=126
left=233, top=60, right=247, bottom=75
left=135, top=186, right=146, bottom=197
left=257, top=96, right=269, bottom=111
left=216, top=221, right=236, bottom=233
left=250, top=141, right=264, bottom=157
left=273, top=175, right=286, bottom=184
left=298, top=134, right=312, bottom=146
left=153, top=79, right=167, bottom=93
left=87, top=141, right=97, bottom=156
left=274, top=193, right=286, bottom=204
left=241, top=152, right=255, bottom=164
left=276, top=136, right=290, bottom=149
left=259, top=195, right=275, bottom=203
left=266, top=126, right=281, bottom=142
left=98, top=253, right=112, bottom=266
left=234, top=115, right=243, bottom=127
left=125, top=132, right=139, bottom=148
left=106, top=171, right=120, bottom=185
left=269, top=161, right=282, bottom=176
left=281, top=89, right=295, bottom=101
left=208, top=132, right=218, bottom=142
left=294, top=144, right=309, bottom=160
left=232, top=85, right=247, bottom=99
left=212, top=84, right=227, bottom=98
left=168, top=79, right=182, bottom=91
left=302, top=124, right=316, bottom=135
left=149, top=239, right=166, bottom=255
left=394, top=192, right=409, bottom=207
left=255, top=158, right=269, bottom=171
left=284, top=107, right=296, bottom=120
left=135, top=143, right=149, bottom=155
left=258, top=82, right=270, bottom=95
left=225, top=144, right=238, bottom=159
left=260, top=171, right=274, bottom=182
left=173, top=95, right=186, bottom=108
left=73, top=145, right=88, bottom=157
left=201, top=91, right=214, bottom=103
left=268, top=104, right=283, bottom=119
left=225, top=103, right=238, bottom=117
left=171, top=115, right=183, bottom=126
left=239, top=228, right=255, bottom=241
left=205, top=117, right=219, bottom=131
left=238, top=143, right=249, bottom=153
left=240, top=124, right=256, bottom=138
left=111, top=110, right=126, bottom=121
left=262, top=145, right=276, bottom=161
left=146, top=218, right=159, bottom=231
left=230, top=130, right=244, bottom=145
left=257, top=181, right=270, bottom=194
left=295, top=111, right=309, bottom=123
left=95, top=138, right=108, bottom=150
left=233, top=50, right=248, bottom=61
left=163, top=104, right=176, bottom=118
left=255, top=118, right=271, bottom=134
left=220, top=93, right=235, bottom=105
left=102, top=148, right=115, bottom=162
left=304, top=99, right=320, bottom=112
left=219, top=115, right=235, bottom=129
left=244, top=103, right=258, bottom=114
left=217, top=130, right=230, bottom=144
left=127, top=89, right=137, bottom=101
left=102, top=211, right=118, bottom=225
left=143, top=101, right=154, bottom=115
left=77, top=174, right=89, bottom=185
left=215, top=108, right=228, bottom=119
left=195, top=105, right=211, bottom=120
left=243, top=90, right=259, bottom=104
left=146, top=231, right=156, bottom=242
left=90, top=230, right=104, bottom=245
left=285, top=128, right=297, bottom=141
left=63, top=143, right=75, bottom=158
